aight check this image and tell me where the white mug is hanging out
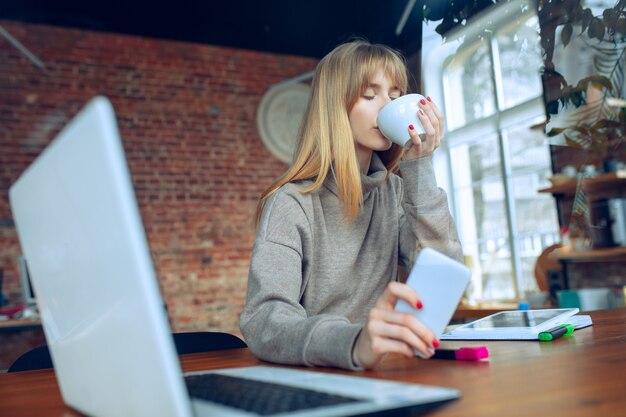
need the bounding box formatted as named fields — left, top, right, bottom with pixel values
left=376, top=94, right=426, bottom=147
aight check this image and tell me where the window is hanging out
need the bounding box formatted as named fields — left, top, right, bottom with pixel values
left=423, top=0, right=560, bottom=302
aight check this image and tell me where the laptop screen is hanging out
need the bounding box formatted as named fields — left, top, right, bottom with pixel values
left=9, top=96, right=194, bottom=417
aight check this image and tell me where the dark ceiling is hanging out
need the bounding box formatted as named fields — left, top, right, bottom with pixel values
left=0, top=0, right=425, bottom=58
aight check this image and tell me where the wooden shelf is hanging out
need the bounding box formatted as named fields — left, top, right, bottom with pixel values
left=549, top=246, right=626, bottom=262
left=539, top=169, right=626, bottom=198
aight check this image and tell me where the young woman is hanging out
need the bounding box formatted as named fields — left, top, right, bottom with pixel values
left=240, top=40, right=462, bottom=370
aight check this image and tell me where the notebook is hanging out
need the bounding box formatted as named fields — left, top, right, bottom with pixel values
left=9, top=96, right=460, bottom=417
left=440, top=308, right=590, bottom=340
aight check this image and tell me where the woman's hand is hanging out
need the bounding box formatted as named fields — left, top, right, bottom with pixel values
left=352, top=281, right=439, bottom=369
left=403, top=96, right=445, bottom=160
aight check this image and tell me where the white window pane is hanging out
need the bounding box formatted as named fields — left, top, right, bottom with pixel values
left=442, top=40, right=496, bottom=131
left=504, top=123, right=560, bottom=246
left=462, top=240, right=516, bottom=301
left=450, top=135, right=501, bottom=184
left=506, top=121, right=552, bottom=174
left=479, top=243, right=516, bottom=300
left=452, top=171, right=516, bottom=300
left=516, top=231, right=560, bottom=296
left=478, top=180, right=508, bottom=241
left=495, top=15, right=543, bottom=109
left=511, top=174, right=559, bottom=234
left=463, top=238, right=516, bottom=301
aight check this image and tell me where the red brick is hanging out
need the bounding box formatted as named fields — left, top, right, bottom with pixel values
left=0, top=20, right=316, bottom=368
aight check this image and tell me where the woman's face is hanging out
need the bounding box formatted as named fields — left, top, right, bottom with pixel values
left=349, top=69, right=401, bottom=162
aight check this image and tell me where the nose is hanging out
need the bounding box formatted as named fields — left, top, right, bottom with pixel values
left=380, top=95, right=393, bottom=109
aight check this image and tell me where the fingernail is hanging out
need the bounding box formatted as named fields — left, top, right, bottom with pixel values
left=418, top=109, right=425, bottom=116
left=427, top=96, right=432, bottom=102
left=420, top=99, right=427, bottom=105
left=416, top=300, right=423, bottom=309
left=433, top=339, right=440, bottom=348
left=427, top=347, right=435, bottom=356
left=409, top=124, right=415, bottom=131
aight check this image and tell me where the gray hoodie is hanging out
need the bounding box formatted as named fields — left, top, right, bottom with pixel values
left=240, top=153, right=462, bottom=370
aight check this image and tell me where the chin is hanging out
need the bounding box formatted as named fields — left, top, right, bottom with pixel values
left=357, top=134, right=393, bottom=152
left=375, top=138, right=393, bottom=151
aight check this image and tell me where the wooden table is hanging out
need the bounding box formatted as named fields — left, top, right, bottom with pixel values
left=1, top=308, right=625, bottom=417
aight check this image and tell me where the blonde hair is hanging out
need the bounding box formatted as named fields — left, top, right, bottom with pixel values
left=256, top=40, right=409, bottom=226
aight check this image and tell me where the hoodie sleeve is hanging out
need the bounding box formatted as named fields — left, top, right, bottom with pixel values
left=397, top=156, right=463, bottom=270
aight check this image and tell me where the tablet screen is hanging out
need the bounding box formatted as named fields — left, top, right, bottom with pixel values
left=460, top=309, right=574, bottom=330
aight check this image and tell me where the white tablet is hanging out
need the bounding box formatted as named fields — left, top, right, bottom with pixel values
left=441, top=308, right=581, bottom=340
left=395, top=248, right=471, bottom=338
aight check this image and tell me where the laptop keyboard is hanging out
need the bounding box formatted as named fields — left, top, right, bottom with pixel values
left=185, top=373, right=363, bottom=415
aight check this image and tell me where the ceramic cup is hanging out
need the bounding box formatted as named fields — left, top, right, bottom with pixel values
left=376, top=93, right=426, bottom=147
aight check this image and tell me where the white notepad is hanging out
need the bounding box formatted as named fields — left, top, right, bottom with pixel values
left=441, top=308, right=592, bottom=340
left=395, top=248, right=471, bottom=338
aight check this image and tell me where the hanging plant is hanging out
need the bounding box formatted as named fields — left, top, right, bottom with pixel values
left=538, top=0, right=626, bottom=156
left=421, top=0, right=626, bottom=158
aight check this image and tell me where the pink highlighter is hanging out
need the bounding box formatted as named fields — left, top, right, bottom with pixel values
left=432, top=346, right=489, bottom=361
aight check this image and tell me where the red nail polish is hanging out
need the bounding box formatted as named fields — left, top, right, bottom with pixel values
left=416, top=300, right=423, bottom=309
left=433, top=340, right=440, bottom=348
left=427, top=96, right=432, bottom=102
left=420, top=99, right=427, bottom=105
left=409, top=124, right=414, bottom=131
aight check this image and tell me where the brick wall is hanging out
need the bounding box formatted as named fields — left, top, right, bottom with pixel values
left=0, top=21, right=317, bottom=342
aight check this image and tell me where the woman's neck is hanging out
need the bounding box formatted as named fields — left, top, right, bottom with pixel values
left=356, top=145, right=373, bottom=175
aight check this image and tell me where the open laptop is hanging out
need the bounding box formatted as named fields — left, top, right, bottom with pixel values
left=9, top=96, right=460, bottom=417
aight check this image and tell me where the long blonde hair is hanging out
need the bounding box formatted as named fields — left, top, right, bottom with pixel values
left=256, top=40, right=409, bottom=226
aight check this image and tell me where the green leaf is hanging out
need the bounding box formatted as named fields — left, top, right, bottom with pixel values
left=561, top=23, right=573, bottom=46
left=435, top=16, right=457, bottom=37
left=589, top=17, right=606, bottom=40
left=603, top=9, right=619, bottom=29
left=579, top=75, right=613, bottom=92
left=570, top=91, right=584, bottom=107
left=546, top=127, right=567, bottom=136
